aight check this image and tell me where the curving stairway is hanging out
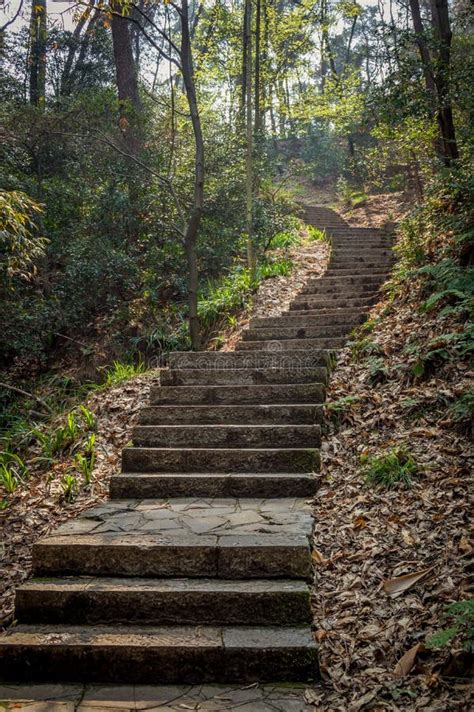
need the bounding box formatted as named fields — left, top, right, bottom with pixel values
left=0, top=206, right=393, bottom=684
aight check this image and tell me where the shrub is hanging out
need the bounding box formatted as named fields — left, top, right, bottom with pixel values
left=361, top=446, right=419, bottom=487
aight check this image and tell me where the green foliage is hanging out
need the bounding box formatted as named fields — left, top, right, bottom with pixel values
left=350, top=337, right=382, bottom=362
left=101, top=360, right=146, bottom=388
left=0, top=464, right=19, bottom=494
left=60, top=474, right=77, bottom=502
left=75, top=435, right=96, bottom=486
left=325, top=395, right=360, bottom=428
left=449, top=392, right=474, bottom=430
left=198, top=256, right=294, bottom=333
left=411, top=327, right=474, bottom=378
left=418, top=259, right=474, bottom=320
left=0, top=190, right=46, bottom=281
left=427, top=600, right=474, bottom=652
left=361, top=446, right=419, bottom=488
left=367, top=356, right=389, bottom=384
left=336, top=177, right=368, bottom=208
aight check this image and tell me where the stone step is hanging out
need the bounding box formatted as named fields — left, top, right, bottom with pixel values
left=150, top=382, right=326, bottom=405
left=298, top=282, right=381, bottom=296
left=168, top=350, right=331, bottom=370
left=330, top=229, right=390, bottom=235
left=331, top=258, right=394, bottom=268
left=122, top=447, right=320, bottom=473
left=160, top=367, right=328, bottom=387
left=300, top=281, right=385, bottom=295
left=250, top=313, right=364, bottom=328
left=331, top=238, right=393, bottom=245
left=306, top=274, right=387, bottom=287
left=16, top=577, right=311, bottom=626
left=290, top=293, right=379, bottom=310
left=32, top=498, right=314, bottom=579
left=110, top=472, right=317, bottom=499
left=139, top=404, right=324, bottom=425
left=132, top=424, right=321, bottom=449
left=0, top=624, right=318, bottom=684
left=283, top=306, right=370, bottom=318
left=324, top=268, right=390, bottom=277
left=242, top=325, right=352, bottom=342
left=236, top=337, right=346, bottom=350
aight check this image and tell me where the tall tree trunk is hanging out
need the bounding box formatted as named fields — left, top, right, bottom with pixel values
left=408, top=0, right=458, bottom=164
left=180, top=0, right=204, bottom=350
left=110, top=0, right=142, bottom=155
left=254, top=0, right=262, bottom=134
left=29, top=0, right=47, bottom=107
left=244, top=0, right=256, bottom=277
left=430, top=0, right=459, bottom=163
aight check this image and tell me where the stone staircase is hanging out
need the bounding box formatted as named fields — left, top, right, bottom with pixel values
left=0, top=206, right=393, bottom=685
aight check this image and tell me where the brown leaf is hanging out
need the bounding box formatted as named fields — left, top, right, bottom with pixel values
left=383, top=567, right=433, bottom=597
left=394, top=642, right=424, bottom=677
left=314, top=629, right=328, bottom=642
left=312, top=549, right=329, bottom=566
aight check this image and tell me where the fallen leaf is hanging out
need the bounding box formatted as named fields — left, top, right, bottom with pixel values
left=383, top=567, right=433, bottom=597
left=394, top=642, right=424, bottom=677
left=312, top=549, right=329, bottom=565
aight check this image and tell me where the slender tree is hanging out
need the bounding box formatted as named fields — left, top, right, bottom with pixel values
left=29, top=0, right=47, bottom=107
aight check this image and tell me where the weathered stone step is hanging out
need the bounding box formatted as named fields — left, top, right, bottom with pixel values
left=32, top=498, right=314, bottom=579
left=110, top=472, right=317, bottom=499
left=0, top=624, right=318, bottom=683
left=250, top=313, right=364, bottom=328
left=305, top=274, right=387, bottom=287
left=242, top=325, right=352, bottom=342
left=290, top=294, right=378, bottom=310
left=16, top=577, right=311, bottom=626
left=331, top=238, right=393, bottom=246
left=297, top=282, right=381, bottom=296
left=168, top=350, right=331, bottom=370
left=160, top=367, right=327, bottom=387
left=236, top=337, right=346, bottom=351
left=132, top=424, right=321, bottom=449
left=300, top=281, right=385, bottom=295
left=139, top=404, right=323, bottom=425
left=332, top=228, right=388, bottom=234
left=122, top=447, right=320, bottom=473
left=150, top=382, right=326, bottom=405
left=324, top=268, right=390, bottom=277
left=331, top=258, right=394, bottom=268
left=283, top=306, right=370, bottom=318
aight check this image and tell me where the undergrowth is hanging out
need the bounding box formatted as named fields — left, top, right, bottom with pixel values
left=361, top=446, right=420, bottom=488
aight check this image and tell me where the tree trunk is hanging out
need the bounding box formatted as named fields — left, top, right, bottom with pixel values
left=243, top=0, right=256, bottom=277
left=110, top=0, right=142, bottom=155
left=61, top=0, right=95, bottom=96
left=408, top=0, right=458, bottom=164
left=254, top=0, right=262, bottom=134
left=180, top=0, right=204, bottom=350
left=430, top=0, right=459, bottom=163
left=29, top=0, right=47, bottom=107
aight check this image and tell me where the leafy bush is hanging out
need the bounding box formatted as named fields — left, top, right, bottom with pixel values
left=361, top=446, right=419, bottom=487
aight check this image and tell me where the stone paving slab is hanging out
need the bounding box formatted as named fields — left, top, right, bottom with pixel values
left=36, top=498, right=313, bottom=538
left=0, top=683, right=315, bottom=710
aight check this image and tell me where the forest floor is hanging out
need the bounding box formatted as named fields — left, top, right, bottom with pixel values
left=1, top=191, right=471, bottom=711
